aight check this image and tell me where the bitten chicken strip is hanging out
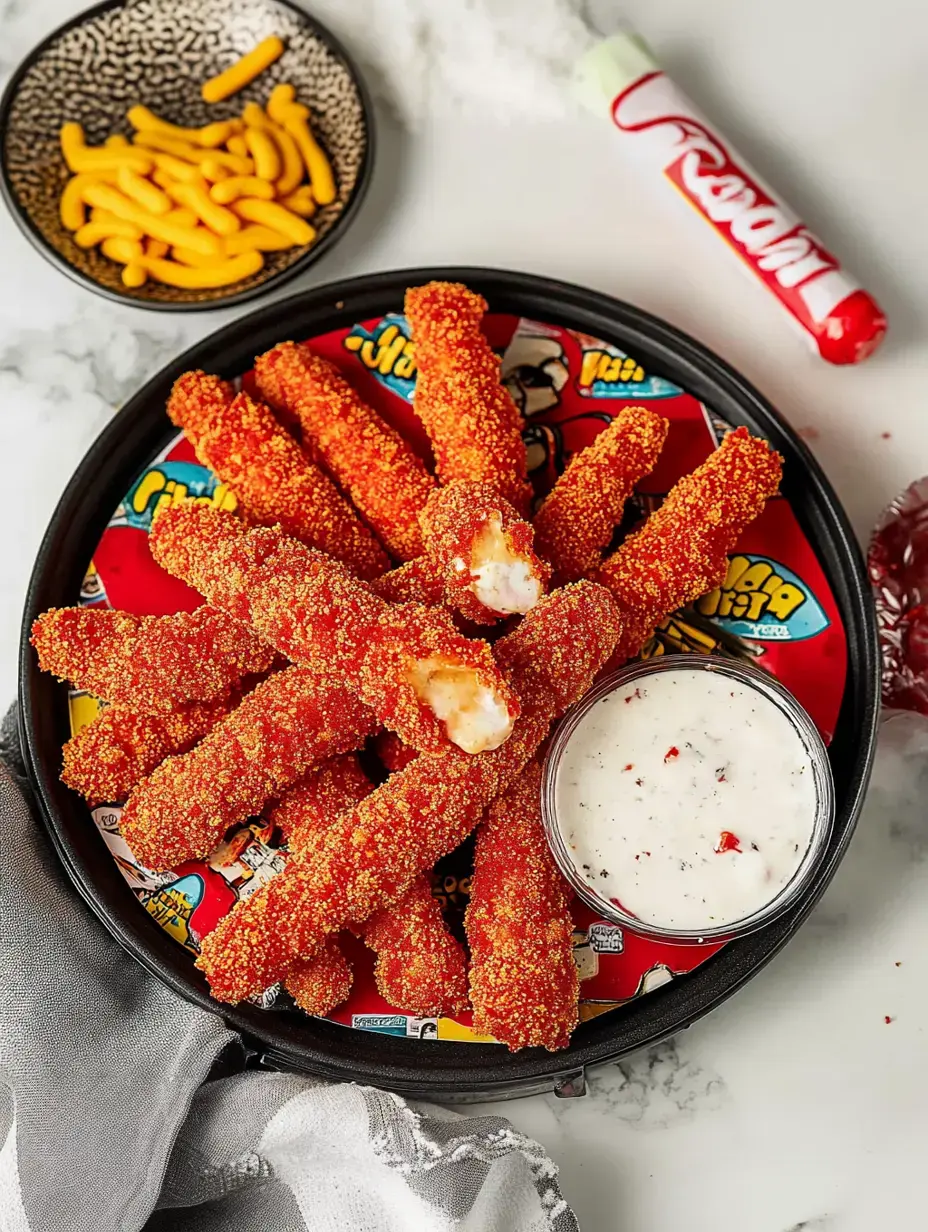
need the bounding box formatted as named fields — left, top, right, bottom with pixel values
left=150, top=503, right=519, bottom=755
left=196, top=581, right=622, bottom=1002
left=167, top=370, right=388, bottom=579
left=405, top=281, right=532, bottom=516
left=255, top=343, right=436, bottom=561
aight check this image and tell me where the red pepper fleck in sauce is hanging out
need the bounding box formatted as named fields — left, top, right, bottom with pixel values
left=623, top=763, right=634, bottom=772
left=664, top=746, right=679, bottom=762
left=884, top=1015, right=894, bottom=1024
left=714, top=830, right=742, bottom=854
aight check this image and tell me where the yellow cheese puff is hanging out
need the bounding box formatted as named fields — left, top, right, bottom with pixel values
left=243, top=127, right=281, bottom=181
left=100, top=236, right=144, bottom=264
left=163, top=206, right=199, bottom=228
left=239, top=104, right=302, bottom=195
left=145, top=238, right=170, bottom=258
left=121, top=263, right=148, bottom=288
left=81, top=184, right=222, bottom=256
left=163, top=180, right=240, bottom=235
left=210, top=176, right=275, bottom=204
left=60, top=172, right=110, bottom=230
left=279, top=185, right=315, bottom=217
left=116, top=165, right=171, bottom=215
left=223, top=225, right=295, bottom=253
left=279, top=108, right=335, bottom=206
left=74, top=217, right=144, bottom=247
left=199, top=159, right=232, bottom=183
left=132, top=131, right=253, bottom=174
left=60, top=123, right=154, bottom=175
left=225, top=134, right=249, bottom=157
left=127, top=105, right=234, bottom=148
left=141, top=250, right=265, bottom=287
left=201, top=37, right=285, bottom=104
left=266, top=84, right=308, bottom=123
left=151, top=152, right=204, bottom=183
left=230, top=197, right=315, bottom=245
left=105, top=134, right=129, bottom=148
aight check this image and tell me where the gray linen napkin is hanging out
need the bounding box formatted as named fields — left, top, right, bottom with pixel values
left=0, top=708, right=578, bottom=1232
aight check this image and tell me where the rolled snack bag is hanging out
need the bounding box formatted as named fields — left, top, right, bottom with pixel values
left=575, top=33, right=887, bottom=365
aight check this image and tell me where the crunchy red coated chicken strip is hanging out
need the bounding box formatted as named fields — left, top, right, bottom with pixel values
left=120, top=665, right=377, bottom=871
left=61, top=695, right=234, bottom=807
left=168, top=371, right=389, bottom=580
left=405, top=282, right=533, bottom=517
left=32, top=604, right=272, bottom=713
left=467, top=760, right=578, bottom=1051
left=150, top=503, right=519, bottom=755
left=284, top=939, right=354, bottom=1017
left=596, top=427, right=783, bottom=662
left=363, top=874, right=469, bottom=1017
left=372, top=481, right=549, bottom=624
left=196, top=581, right=622, bottom=1002
left=255, top=343, right=436, bottom=561
left=419, top=480, right=549, bottom=624
left=374, top=730, right=418, bottom=773
left=533, top=406, right=669, bottom=585
left=274, top=759, right=467, bottom=1016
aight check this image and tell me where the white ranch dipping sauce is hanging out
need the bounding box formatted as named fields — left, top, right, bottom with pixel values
left=553, top=666, right=819, bottom=932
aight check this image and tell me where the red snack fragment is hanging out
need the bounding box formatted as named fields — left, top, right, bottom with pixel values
left=254, top=343, right=436, bottom=561
left=32, top=604, right=272, bottom=713
left=168, top=371, right=388, bottom=579
left=714, top=830, right=742, bottom=854
left=597, top=427, right=783, bottom=661
left=533, top=406, right=669, bottom=585
left=405, top=281, right=533, bottom=517
left=196, top=581, right=622, bottom=1003
left=120, top=665, right=377, bottom=871
left=467, top=760, right=578, bottom=1051
left=869, top=476, right=928, bottom=714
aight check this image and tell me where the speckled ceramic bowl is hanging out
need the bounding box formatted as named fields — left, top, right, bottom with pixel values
left=0, top=0, right=373, bottom=310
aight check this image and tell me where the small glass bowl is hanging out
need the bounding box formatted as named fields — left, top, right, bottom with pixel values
left=541, top=654, right=835, bottom=945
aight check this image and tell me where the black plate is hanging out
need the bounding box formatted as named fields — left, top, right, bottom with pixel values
left=19, top=267, right=880, bottom=1099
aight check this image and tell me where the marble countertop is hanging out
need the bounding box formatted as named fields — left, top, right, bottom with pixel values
left=3, top=1, right=928, bottom=1229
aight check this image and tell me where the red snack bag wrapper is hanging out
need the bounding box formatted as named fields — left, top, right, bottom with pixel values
left=576, top=33, right=887, bottom=365
left=870, top=477, right=928, bottom=713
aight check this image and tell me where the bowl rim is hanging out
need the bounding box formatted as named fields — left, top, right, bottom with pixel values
left=18, top=266, right=881, bottom=1098
left=0, top=0, right=376, bottom=313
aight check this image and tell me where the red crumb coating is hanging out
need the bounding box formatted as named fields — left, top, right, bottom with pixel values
left=419, top=480, right=550, bottom=624
left=363, top=874, right=469, bottom=1017
left=150, top=504, right=519, bottom=755
left=254, top=343, right=436, bottom=561
left=195, top=581, right=622, bottom=1003
left=270, top=753, right=375, bottom=857
left=31, top=604, right=272, bottom=714
left=405, top=282, right=532, bottom=517
left=167, top=371, right=388, bottom=580
left=467, top=760, right=578, bottom=1051
left=371, top=557, right=445, bottom=607
left=596, top=427, right=783, bottom=661
left=283, top=937, right=353, bottom=1016
left=120, top=665, right=377, bottom=871
left=533, top=406, right=669, bottom=585
left=374, top=730, right=418, bottom=773
left=61, top=696, right=233, bottom=807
